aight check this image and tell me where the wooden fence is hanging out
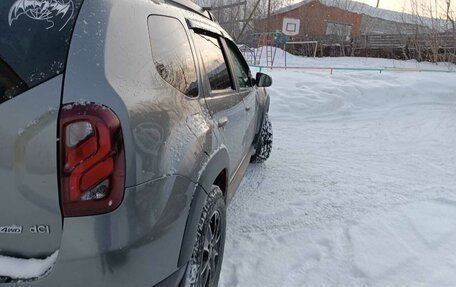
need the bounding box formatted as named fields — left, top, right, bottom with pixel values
left=283, top=32, right=456, bottom=62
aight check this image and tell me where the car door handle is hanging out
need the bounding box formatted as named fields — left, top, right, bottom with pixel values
left=218, top=117, right=228, bottom=128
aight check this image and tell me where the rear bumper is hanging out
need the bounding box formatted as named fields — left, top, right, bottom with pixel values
left=3, top=175, right=195, bottom=287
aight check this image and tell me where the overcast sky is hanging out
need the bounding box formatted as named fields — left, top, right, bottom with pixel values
left=358, top=0, right=455, bottom=15
left=361, top=0, right=405, bottom=11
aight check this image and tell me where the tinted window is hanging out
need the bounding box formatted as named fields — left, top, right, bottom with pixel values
left=148, top=16, right=198, bottom=97
left=226, top=41, right=251, bottom=88
left=0, top=0, right=83, bottom=104
left=193, top=33, right=233, bottom=92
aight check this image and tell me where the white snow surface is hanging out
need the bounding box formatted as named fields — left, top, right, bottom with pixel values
left=220, top=55, right=456, bottom=286
left=0, top=251, right=58, bottom=279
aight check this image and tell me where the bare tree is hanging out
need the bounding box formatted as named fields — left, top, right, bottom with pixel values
left=405, top=0, right=443, bottom=62
left=446, top=0, right=455, bottom=29
left=446, top=0, right=456, bottom=59
left=328, top=0, right=376, bottom=56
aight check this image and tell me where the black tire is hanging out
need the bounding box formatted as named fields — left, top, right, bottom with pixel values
left=251, top=113, right=273, bottom=163
left=184, top=186, right=226, bottom=287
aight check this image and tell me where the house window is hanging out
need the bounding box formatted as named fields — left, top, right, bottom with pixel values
left=326, top=22, right=352, bottom=40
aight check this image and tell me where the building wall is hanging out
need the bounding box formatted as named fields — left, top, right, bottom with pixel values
left=255, top=0, right=363, bottom=38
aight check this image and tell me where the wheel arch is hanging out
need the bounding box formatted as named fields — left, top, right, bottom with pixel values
left=178, top=146, right=230, bottom=266
left=253, top=91, right=271, bottom=149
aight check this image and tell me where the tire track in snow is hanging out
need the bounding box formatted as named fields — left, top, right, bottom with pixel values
left=220, top=59, right=456, bottom=287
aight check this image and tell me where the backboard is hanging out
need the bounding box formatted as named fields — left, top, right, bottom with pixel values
left=282, top=18, right=300, bottom=36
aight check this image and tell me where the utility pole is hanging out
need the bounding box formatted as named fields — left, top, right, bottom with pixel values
left=376, top=0, right=380, bottom=8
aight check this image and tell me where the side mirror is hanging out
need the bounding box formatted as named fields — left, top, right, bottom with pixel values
left=256, top=72, right=272, bottom=88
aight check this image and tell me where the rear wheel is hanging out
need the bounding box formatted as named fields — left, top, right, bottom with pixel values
left=251, top=113, right=273, bottom=163
left=184, top=186, right=226, bottom=287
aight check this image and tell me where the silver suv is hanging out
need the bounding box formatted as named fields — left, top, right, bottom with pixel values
left=0, top=0, right=272, bottom=286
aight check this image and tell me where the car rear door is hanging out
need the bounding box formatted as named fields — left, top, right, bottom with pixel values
left=191, top=30, right=247, bottom=176
left=0, top=0, right=83, bottom=261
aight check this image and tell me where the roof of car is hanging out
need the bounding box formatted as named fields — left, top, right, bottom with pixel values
left=165, top=0, right=212, bottom=20
left=157, top=0, right=235, bottom=42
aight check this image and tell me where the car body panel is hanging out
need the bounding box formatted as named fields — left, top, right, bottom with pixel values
left=3, top=175, right=195, bottom=287
left=242, top=89, right=259, bottom=153
left=0, top=0, right=271, bottom=285
left=63, top=0, right=218, bottom=187
left=198, top=89, right=245, bottom=176
left=252, top=87, right=271, bottom=150
left=178, top=147, right=230, bottom=266
left=0, top=76, right=63, bottom=259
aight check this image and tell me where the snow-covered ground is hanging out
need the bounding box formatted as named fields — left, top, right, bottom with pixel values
left=220, top=55, right=456, bottom=286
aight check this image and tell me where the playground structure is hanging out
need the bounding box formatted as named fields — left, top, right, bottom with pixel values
left=240, top=32, right=287, bottom=66
left=240, top=31, right=320, bottom=67
left=253, top=32, right=287, bottom=66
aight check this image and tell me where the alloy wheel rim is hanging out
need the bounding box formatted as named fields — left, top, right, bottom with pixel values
left=200, top=210, right=222, bottom=287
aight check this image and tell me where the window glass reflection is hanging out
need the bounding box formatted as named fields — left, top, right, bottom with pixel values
left=148, top=16, right=198, bottom=97
left=193, top=33, right=233, bottom=92
left=227, top=42, right=250, bottom=89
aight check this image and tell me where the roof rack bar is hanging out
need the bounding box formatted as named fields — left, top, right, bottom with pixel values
left=165, top=0, right=211, bottom=19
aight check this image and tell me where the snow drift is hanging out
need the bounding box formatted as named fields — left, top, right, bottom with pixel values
left=220, top=55, right=456, bottom=286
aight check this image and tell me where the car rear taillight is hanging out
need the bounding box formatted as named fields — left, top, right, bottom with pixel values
left=59, top=103, right=125, bottom=217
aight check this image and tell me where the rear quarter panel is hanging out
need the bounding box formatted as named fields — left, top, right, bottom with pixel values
left=58, top=0, right=230, bottom=283
left=64, top=0, right=221, bottom=187
left=0, top=76, right=62, bottom=258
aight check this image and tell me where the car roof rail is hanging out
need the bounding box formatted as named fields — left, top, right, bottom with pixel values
left=165, top=0, right=212, bottom=20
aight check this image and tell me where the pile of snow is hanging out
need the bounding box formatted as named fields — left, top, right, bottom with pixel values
left=220, top=55, right=456, bottom=286
left=252, top=47, right=456, bottom=72
left=0, top=251, right=58, bottom=280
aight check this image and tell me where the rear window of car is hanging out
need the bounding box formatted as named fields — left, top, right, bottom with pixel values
left=148, top=16, right=199, bottom=97
left=0, top=0, right=84, bottom=104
